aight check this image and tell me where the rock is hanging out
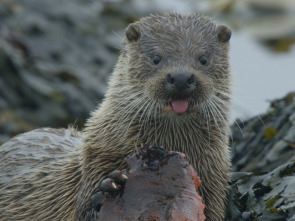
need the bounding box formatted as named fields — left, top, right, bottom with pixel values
left=98, top=146, right=206, bottom=221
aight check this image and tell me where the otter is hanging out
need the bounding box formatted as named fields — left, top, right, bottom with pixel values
left=0, top=13, right=232, bottom=221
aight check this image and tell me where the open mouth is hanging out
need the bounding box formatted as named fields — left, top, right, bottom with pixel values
left=164, top=100, right=195, bottom=114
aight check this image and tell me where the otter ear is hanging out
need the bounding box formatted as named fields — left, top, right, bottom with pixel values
left=125, top=24, right=141, bottom=43
left=216, top=25, right=231, bottom=43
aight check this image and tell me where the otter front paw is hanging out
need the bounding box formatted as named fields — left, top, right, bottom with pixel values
left=91, top=170, right=128, bottom=212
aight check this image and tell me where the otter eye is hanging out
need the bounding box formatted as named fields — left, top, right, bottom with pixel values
left=199, top=55, right=208, bottom=65
left=153, top=55, right=161, bottom=65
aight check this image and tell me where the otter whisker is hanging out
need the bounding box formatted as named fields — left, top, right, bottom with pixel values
left=210, top=97, right=228, bottom=122
left=153, top=101, right=159, bottom=134
left=145, top=100, right=156, bottom=127
left=210, top=96, right=229, bottom=125
left=257, top=115, right=265, bottom=128
left=153, top=103, right=165, bottom=144
left=211, top=95, right=244, bottom=138
left=116, top=95, right=145, bottom=126
left=136, top=99, right=154, bottom=143
left=144, top=100, right=156, bottom=133
left=209, top=97, right=233, bottom=144
left=214, top=88, right=233, bottom=99
left=112, top=94, right=145, bottom=127
left=124, top=98, right=151, bottom=138
left=211, top=98, right=236, bottom=143
left=199, top=102, right=207, bottom=125
left=212, top=93, right=230, bottom=106
left=203, top=102, right=211, bottom=145
left=139, top=99, right=153, bottom=125
left=207, top=99, right=223, bottom=139
left=112, top=91, right=143, bottom=111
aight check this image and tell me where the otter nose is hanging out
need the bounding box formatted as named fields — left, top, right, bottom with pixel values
left=166, top=73, right=196, bottom=90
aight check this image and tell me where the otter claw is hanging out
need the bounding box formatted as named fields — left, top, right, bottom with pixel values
left=100, top=178, right=118, bottom=192
left=92, top=192, right=105, bottom=212
left=92, top=170, right=128, bottom=212
left=108, top=170, right=128, bottom=184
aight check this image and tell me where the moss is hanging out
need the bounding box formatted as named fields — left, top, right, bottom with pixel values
left=264, top=127, right=278, bottom=140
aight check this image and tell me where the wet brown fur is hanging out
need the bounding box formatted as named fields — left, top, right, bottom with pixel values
left=0, top=13, right=232, bottom=220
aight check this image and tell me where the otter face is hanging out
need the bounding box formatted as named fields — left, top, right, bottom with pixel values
left=124, top=14, right=231, bottom=118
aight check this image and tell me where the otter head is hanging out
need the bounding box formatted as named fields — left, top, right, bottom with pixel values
left=122, top=13, right=231, bottom=121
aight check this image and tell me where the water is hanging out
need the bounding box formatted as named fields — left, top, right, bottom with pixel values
left=231, top=32, right=295, bottom=120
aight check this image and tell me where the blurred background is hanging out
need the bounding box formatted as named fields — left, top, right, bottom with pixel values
left=0, top=0, right=295, bottom=145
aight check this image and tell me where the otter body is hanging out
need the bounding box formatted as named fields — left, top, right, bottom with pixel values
left=0, top=13, right=232, bottom=220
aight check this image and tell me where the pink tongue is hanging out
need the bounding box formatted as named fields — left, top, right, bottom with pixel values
left=171, top=100, right=189, bottom=113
